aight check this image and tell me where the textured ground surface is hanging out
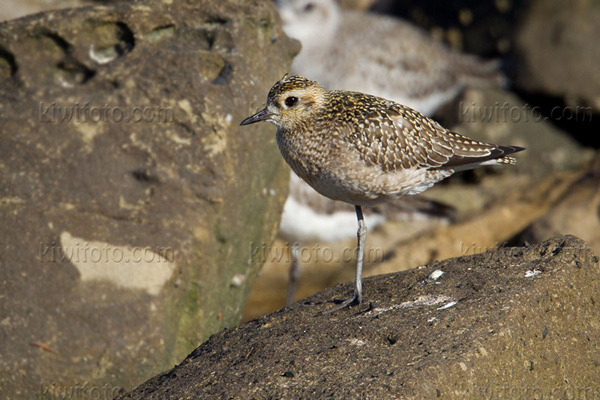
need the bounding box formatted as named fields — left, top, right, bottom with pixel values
left=120, top=235, right=600, bottom=399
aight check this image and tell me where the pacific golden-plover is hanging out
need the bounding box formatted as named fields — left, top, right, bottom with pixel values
left=276, top=0, right=506, bottom=306
left=277, top=0, right=504, bottom=116
left=241, top=75, right=523, bottom=313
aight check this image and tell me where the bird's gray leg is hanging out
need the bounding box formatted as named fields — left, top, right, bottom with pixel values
left=286, top=242, right=301, bottom=306
left=321, top=205, right=366, bottom=314
left=354, top=205, right=366, bottom=304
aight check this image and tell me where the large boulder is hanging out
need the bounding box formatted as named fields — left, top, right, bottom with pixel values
left=515, top=0, right=600, bottom=111
left=118, top=235, right=600, bottom=399
left=0, top=0, right=298, bottom=397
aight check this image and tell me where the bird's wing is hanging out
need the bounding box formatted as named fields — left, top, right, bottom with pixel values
left=345, top=100, right=521, bottom=173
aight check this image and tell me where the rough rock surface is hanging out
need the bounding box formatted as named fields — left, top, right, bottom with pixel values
left=0, top=0, right=298, bottom=397
left=119, top=235, right=600, bottom=399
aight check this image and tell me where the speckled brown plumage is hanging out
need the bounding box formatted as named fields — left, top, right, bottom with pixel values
left=248, top=75, right=523, bottom=207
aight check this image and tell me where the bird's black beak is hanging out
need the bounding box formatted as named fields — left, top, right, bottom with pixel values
left=240, top=107, right=271, bottom=126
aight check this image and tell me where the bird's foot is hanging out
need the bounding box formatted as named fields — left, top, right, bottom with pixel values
left=319, top=293, right=361, bottom=314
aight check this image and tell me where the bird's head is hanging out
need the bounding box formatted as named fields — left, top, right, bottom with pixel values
left=276, top=0, right=340, bottom=47
left=240, top=75, right=327, bottom=130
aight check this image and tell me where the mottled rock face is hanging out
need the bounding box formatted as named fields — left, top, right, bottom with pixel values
left=118, top=235, right=600, bottom=399
left=0, top=0, right=298, bottom=397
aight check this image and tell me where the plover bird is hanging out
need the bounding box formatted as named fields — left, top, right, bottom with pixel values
left=241, top=75, right=523, bottom=313
left=277, top=0, right=504, bottom=116
left=275, top=0, right=506, bottom=307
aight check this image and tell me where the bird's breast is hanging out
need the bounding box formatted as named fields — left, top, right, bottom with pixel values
left=277, top=129, right=331, bottom=174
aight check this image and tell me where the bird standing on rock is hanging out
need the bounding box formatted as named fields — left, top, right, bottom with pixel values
left=275, top=0, right=508, bottom=306
left=241, top=75, right=524, bottom=313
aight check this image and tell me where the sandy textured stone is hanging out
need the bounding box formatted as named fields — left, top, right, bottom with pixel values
left=0, top=0, right=298, bottom=397
left=0, top=0, right=93, bottom=22
left=118, top=235, right=600, bottom=399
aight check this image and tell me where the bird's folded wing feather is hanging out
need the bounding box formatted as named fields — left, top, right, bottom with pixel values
left=345, top=102, right=516, bottom=172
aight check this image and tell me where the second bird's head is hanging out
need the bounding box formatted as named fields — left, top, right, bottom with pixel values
left=240, top=75, right=327, bottom=130
left=276, top=0, right=341, bottom=48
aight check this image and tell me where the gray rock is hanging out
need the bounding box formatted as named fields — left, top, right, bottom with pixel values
left=117, top=235, right=600, bottom=399
left=0, top=0, right=298, bottom=397
left=515, top=0, right=600, bottom=111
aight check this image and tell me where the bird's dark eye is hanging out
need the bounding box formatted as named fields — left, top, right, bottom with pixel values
left=304, top=3, right=315, bottom=12
left=284, top=96, right=299, bottom=107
